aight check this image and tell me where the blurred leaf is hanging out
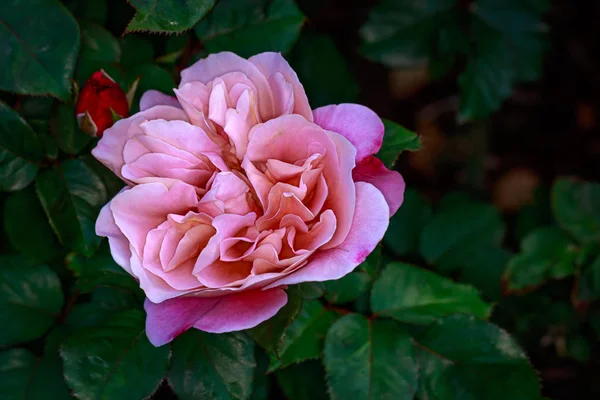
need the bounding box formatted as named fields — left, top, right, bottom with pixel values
left=248, top=286, right=303, bottom=354
left=0, top=255, right=63, bottom=347
left=372, top=262, right=491, bottom=324
left=275, top=361, right=329, bottom=400
left=65, top=287, right=141, bottom=329
left=75, top=23, right=121, bottom=86
left=3, top=186, right=61, bottom=263
left=250, top=348, right=270, bottom=400
left=120, top=35, right=154, bottom=69
left=460, top=246, right=512, bottom=301
left=384, top=188, right=433, bottom=256
left=420, top=198, right=505, bottom=271
left=358, top=246, right=382, bottom=278
left=504, top=227, right=578, bottom=292
left=168, top=330, right=255, bottom=400
left=359, top=0, right=460, bottom=68
left=288, top=32, right=358, bottom=108
left=577, top=253, right=600, bottom=301
left=64, top=0, right=107, bottom=24
left=324, top=272, right=371, bottom=304
left=196, top=0, right=304, bottom=57
left=0, top=348, right=71, bottom=400
left=18, top=97, right=55, bottom=119
left=61, top=309, right=170, bottom=400
left=126, top=64, right=176, bottom=113
left=376, top=119, right=421, bottom=168
left=66, top=243, right=140, bottom=294
left=80, top=154, right=125, bottom=198
left=269, top=301, right=338, bottom=371
left=51, top=104, right=92, bottom=155
left=567, top=334, right=590, bottom=362
left=36, top=159, right=107, bottom=256
left=0, top=0, right=79, bottom=100
left=416, top=315, right=542, bottom=400
left=516, top=187, right=552, bottom=242
left=156, top=35, right=189, bottom=64
left=552, top=178, right=600, bottom=244
left=324, top=314, right=418, bottom=400
left=298, top=282, right=326, bottom=300
left=127, top=0, right=217, bottom=33
left=0, top=101, right=44, bottom=191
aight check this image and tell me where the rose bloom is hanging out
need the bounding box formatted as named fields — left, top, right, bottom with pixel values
left=93, top=52, right=404, bottom=346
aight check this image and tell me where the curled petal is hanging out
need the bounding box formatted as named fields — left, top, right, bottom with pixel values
left=353, top=156, right=405, bottom=216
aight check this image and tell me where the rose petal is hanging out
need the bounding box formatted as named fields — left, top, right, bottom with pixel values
left=264, top=181, right=389, bottom=287
left=144, top=288, right=288, bottom=346
left=139, top=90, right=181, bottom=111
left=353, top=155, right=405, bottom=216
left=96, top=199, right=132, bottom=274
left=313, top=104, right=384, bottom=162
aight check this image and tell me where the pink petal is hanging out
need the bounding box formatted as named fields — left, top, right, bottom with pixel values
left=139, top=90, right=181, bottom=111
left=249, top=52, right=313, bottom=121
left=353, top=155, right=405, bottom=216
left=96, top=199, right=133, bottom=274
left=144, top=288, right=288, bottom=346
left=313, top=104, right=384, bottom=162
left=265, top=181, right=389, bottom=287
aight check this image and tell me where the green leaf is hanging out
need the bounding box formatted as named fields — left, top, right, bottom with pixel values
left=168, top=330, right=255, bottom=400
left=384, top=188, right=433, bottom=256
left=459, top=246, right=512, bottom=301
left=3, top=185, right=61, bottom=263
left=371, top=262, right=491, bottom=324
left=64, top=0, right=107, bottom=24
left=359, top=0, right=460, bottom=68
left=120, top=35, right=154, bottom=69
left=376, top=119, right=421, bottom=168
left=324, top=314, right=419, bottom=400
left=195, top=0, right=304, bottom=57
left=416, top=315, right=542, bottom=400
left=268, top=301, right=338, bottom=371
left=61, top=309, right=170, bottom=400
left=324, top=272, right=372, bottom=304
left=0, top=101, right=44, bottom=192
left=248, top=286, right=303, bottom=354
left=420, top=198, right=505, bottom=271
left=250, top=348, right=270, bottom=400
left=0, top=348, right=71, bottom=400
left=66, top=243, right=141, bottom=294
left=80, top=23, right=120, bottom=63
left=51, top=104, right=92, bottom=155
left=357, top=245, right=382, bottom=279
left=0, top=255, right=63, bottom=347
left=288, top=32, right=359, bottom=108
left=275, top=361, right=329, bottom=400
left=36, top=159, right=107, bottom=256
left=577, top=253, right=600, bottom=301
left=504, top=226, right=578, bottom=292
left=80, top=154, right=125, bottom=198
left=0, top=0, right=80, bottom=100
left=552, top=178, right=600, bottom=244
left=127, top=0, right=217, bottom=34
left=126, top=64, right=176, bottom=113
left=298, top=282, right=326, bottom=300
left=65, top=287, right=141, bottom=329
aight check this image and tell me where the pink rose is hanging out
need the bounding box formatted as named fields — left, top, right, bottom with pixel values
left=94, top=52, right=405, bottom=347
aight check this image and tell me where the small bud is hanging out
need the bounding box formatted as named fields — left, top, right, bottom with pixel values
left=75, top=70, right=129, bottom=137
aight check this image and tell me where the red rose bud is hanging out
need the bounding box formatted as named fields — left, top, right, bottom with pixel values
left=76, top=70, right=129, bottom=137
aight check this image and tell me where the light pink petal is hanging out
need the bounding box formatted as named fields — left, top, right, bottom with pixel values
left=313, top=104, right=384, bottom=162
left=144, top=288, right=288, bottom=346
left=265, top=182, right=389, bottom=287
left=223, top=89, right=258, bottom=159
left=353, top=155, right=405, bottom=216
left=249, top=52, right=313, bottom=121
left=179, top=51, right=274, bottom=120
left=92, top=106, right=188, bottom=182
left=140, top=90, right=181, bottom=111
left=96, top=200, right=133, bottom=274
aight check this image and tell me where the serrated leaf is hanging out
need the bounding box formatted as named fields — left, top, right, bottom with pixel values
left=384, top=188, right=432, bottom=256
left=168, top=330, right=255, bottom=400
left=3, top=185, right=61, bottom=263
left=127, top=0, right=217, bottom=33
left=195, top=0, right=304, bottom=57
left=0, top=255, right=63, bottom=347
left=324, top=314, right=419, bottom=400
left=371, top=262, right=491, bottom=324
left=376, top=119, right=421, bottom=168
left=51, top=104, right=92, bottom=155
left=552, top=178, right=600, bottom=244
left=268, top=301, right=338, bottom=371
left=248, top=286, right=303, bottom=354
left=275, top=361, right=329, bottom=400
left=288, top=32, right=358, bottom=108
left=61, top=309, right=170, bottom=400
left=416, top=315, right=542, bottom=400
left=0, top=348, right=71, bottom=400
left=504, top=226, right=578, bottom=292
left=0, top=101, right=44, bottom=192
left=36, top=159, right=107, bottom=256
left=420, top=198, right=505, bottom=271
left=0, top=0, right=80, bottom=100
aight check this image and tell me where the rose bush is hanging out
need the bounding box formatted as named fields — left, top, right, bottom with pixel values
left=93, top=52, right=404, bottom=346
